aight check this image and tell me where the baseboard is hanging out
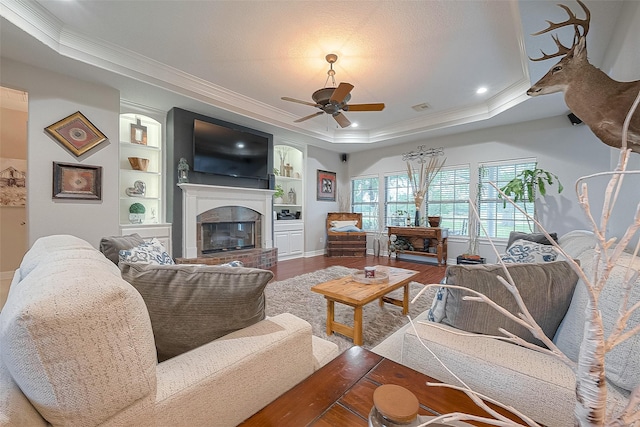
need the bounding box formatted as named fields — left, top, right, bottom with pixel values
left=304, top=249, right=325, bottom=258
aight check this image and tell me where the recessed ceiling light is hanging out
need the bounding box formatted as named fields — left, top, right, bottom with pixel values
left=351, top=123, right=358, bottom=128
left=476, top=87, right=488, bottom=94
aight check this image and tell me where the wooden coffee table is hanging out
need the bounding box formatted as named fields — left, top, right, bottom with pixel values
left=310, top=266, right=419, bottom=346
left=240, top=347, right=527, bottom=426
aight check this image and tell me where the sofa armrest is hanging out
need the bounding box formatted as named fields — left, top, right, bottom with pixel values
left=153, top=313, right=315, bottom=427
left=401, top=320, right=577, bottom=427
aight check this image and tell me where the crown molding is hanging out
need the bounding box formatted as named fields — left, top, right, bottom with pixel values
left=1, top=0, right=533, bottom=146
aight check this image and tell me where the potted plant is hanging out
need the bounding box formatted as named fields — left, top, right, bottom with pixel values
left=273, top=184, right=285, bottom=204
left=499, top=164, right=563, bottom=231
left=129, top=202, right=146, bottom=224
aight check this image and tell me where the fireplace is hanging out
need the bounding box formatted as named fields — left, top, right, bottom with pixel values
left=202, top=222, right=255, bottom=253
left=197, top=205, right=262, bottom=255
left=178, top=183, right=274, bottom=259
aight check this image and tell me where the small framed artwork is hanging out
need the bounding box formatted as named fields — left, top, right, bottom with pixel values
left=45, top=111, right=107, bottom=157
left=0, top=157, right=27, bottom=207
left=52, top=162, right=102, bottom=200
left=130, top=118, right=148, bottom=145
left=317, top=169, right=336, bottom=201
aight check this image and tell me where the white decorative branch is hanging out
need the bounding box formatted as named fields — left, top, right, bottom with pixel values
left=410, top=91, right=640, bottom=425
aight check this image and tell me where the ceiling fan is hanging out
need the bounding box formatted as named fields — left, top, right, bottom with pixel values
left=281, top=54, right=385, bottom=128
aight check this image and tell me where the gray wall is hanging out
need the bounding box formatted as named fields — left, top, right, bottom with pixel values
left=1, top=58, right=120, bottom=248
left=304, top=145, right=348, bottom=255
left=343, top=114, right=637, bottom=261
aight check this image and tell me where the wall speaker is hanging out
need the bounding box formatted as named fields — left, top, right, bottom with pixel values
left=268, top=173, right=275, bottom=189
left=567, top=113, right=583, bottom=125
left=341, top=153, right=348, bottom=163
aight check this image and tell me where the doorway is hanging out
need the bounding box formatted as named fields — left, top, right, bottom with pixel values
left=0, top=86, right=28, bottom=309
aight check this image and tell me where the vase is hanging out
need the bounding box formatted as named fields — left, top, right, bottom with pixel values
left=373, top=238, right=381, bottom=257
left=428, top=216, right=441, bottom=227
left=415, top=211, right=420, bottom=227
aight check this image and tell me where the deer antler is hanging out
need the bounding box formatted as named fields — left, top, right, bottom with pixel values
left=530, top=0, right=590, bottom=61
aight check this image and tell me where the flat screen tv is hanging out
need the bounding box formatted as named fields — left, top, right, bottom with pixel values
left=193, top=119, right=270, bottom=179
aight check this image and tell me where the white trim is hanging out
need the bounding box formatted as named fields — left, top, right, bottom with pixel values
left=478, top=157, right=537, bottom=168
left=178, top=184, right=275, bottom=258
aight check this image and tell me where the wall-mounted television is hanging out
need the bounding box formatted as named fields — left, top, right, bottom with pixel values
left=193, top=119, right=270, bottom=180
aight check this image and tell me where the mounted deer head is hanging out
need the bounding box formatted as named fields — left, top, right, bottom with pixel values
left=527, top=0, right=640, bottom=153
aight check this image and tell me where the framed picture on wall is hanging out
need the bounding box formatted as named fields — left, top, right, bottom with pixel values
left=45, top=111, right=107, bottom=157
left=0, top=157, right=27, bottom=207
left=317, top=169, right=336, bottom=201
left=52, top=162, right=102, bottom=200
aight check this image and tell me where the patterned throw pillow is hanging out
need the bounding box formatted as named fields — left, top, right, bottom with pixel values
left=501, top=239, right=558, bottom=264
left=427, top=285, right=448, bottom=322
left=426, top=275, right=449, bottom=322
left=218, top=260, right=244, bottom=267
left=119, top=238, right=174, bottom=265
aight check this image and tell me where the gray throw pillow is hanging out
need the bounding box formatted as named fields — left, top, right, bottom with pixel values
left=441, top=261, right=578, bottom=347
left=119, top=262, right=273, bottom=361
left=100, top=234, right=145, bottom=265
left=506, top=231, right=558, bottom=249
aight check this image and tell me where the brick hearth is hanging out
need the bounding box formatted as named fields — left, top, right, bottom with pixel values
left=175, top=247, right=277, bottom=269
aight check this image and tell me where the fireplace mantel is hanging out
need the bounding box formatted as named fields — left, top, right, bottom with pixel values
left=178, top=183, right=275, bottom=258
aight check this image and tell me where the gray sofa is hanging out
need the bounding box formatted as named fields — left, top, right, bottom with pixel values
left=373, top=230, right=639, bottom=426
left=0, top=234, right=339, bottom=426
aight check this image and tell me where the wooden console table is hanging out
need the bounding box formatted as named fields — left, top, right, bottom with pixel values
left=388, top=226, right=448, bottom=266
left=240, top=347, right=526, bottom=426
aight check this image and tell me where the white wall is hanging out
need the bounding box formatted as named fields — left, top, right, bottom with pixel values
left=0, top=59, right=121, bottom=248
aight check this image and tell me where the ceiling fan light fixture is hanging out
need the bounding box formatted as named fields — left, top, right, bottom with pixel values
left=281, top=53, right=385, bottom=128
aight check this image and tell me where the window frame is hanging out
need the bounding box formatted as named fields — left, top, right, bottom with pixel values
left=426, top=164, right=470, bottom=236
left=384, top=172, right=416, bottom=227
left=350, top=175, right=380, bottom=231
left=477, top=158, right=537, bottom=239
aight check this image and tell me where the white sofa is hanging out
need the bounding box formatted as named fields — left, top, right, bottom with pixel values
left=0, top=235, right=339, bottom=427
left=373, top=230, right=638, bottom=426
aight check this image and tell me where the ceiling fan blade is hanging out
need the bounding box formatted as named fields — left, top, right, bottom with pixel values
left=281, top=97, right=321, bottom=108
left=332, top=112, right=352, bottom=128
left=329, top=82, right=354, bottom=104
left=346, top=103, right=385, bottom=112
left=294, top=111, right=325, bottom=123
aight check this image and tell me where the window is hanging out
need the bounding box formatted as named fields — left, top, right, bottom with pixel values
left=351, top=176, right=379, bottom=231
left=384, top=174, right=415, bottom=227
left=478, top=159, right=537, bottom=238
left=426, top=166, right=470, bottom=236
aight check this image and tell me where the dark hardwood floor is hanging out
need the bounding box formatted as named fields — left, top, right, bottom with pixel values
left=267, top=254, right=447, bottom=284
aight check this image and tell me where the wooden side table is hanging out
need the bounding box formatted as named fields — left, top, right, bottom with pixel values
left=388, top=226, right=448, bottom=265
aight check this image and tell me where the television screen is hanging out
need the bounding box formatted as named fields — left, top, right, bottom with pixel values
left=193, top=119, right=269, bottom=179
